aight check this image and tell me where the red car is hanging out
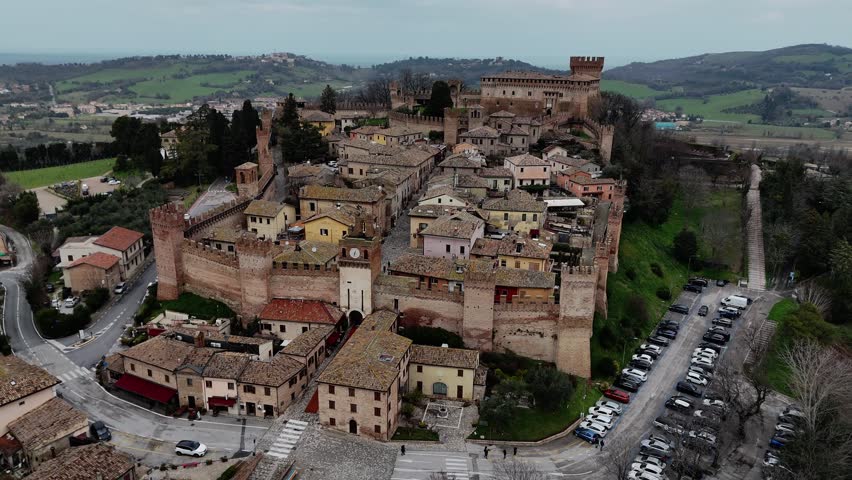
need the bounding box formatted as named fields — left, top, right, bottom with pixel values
left=603, top=388, right=630, bottom=404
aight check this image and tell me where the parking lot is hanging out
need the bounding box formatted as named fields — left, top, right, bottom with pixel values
left=573, top=279, right=764, bottom=478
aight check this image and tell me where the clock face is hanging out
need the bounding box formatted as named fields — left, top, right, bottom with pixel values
left=349, top=248, right=360, bottom=259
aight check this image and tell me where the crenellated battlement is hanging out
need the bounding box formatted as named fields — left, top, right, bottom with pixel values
left=271, top=262, right=338, bottom=276
left=570, top=56, right=605, bottom=78
left=236, top=236, right=274, bottom=257
left=494, top=297, right=559, bottom=310
left=150, top=203, right=187, bottom=231
left=388, top=111, right=445, bottom=128
left=181, top=239, right=239, bottom=268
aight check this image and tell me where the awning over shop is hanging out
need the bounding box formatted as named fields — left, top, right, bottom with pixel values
left=207, top=396, right=236, bottom=408
left=114, top=374, right=177, bottom=403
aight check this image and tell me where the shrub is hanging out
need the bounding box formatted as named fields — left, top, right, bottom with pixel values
left=480, top=350, right=546, bottom=376
left=625, top=268, right=637, bottom=281
left=401, top=402, right=415, bottom=419
left=593, top=357, right=618, bottom=377
left=597, top=324, right=618, bottom=349
left=400, top=326, right=464, bottom=348
left=35, top=305, right=92, bottom=339
left=217, top=464, right=240, bottom=480
left=524, top=366, right=573, bottom=411
left=626, top=295, right=650, bottom=327
left=650, top=263, right=663, bottom=277
left=673, top=229, right=698, bottom=264
left=403, top=389, right=425, bottom=407
left=84, top=288, right=110, bottom=311
left=655, top=287, right=672, bottom=300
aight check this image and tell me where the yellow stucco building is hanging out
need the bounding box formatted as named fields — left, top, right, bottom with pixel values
left=244, top=200, right=295, bottom=240
left=301, top=110, right=335, bottom=136
left=304, top=210, right=355, bottom=245
left=482, top=190, right=546, bottom=234
left=408, top=345, right=479, bottom=400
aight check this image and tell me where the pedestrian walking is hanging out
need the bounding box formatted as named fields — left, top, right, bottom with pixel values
left=401, top=445, right=406, bottom=456
left=513, top=446, right=517, bottom=456
left=484, top=446, right=489, bottom=459
left=600, top=440, right=605, bottom=451
left=503, top=449, right=507, bottom=459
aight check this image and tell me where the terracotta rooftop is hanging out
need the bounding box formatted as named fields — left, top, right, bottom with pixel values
left=288, top=163, right=326, bottom=178
left=235, top=161, right=258, bottom=170
left=274, top=240, right=339, bottom=265
left=420, top=186, right=465, bottom=203
left=244, top=200, right=287, bottom=218
left=389, top=254, right=493, bottom=282
left=460, top=126, right=500, bottom=139
left=478, top=166, right=514, bottom=178
left=318, top=328, right=411, bottom=391
left=495, top=268, right=555, bottom=289
left=361, top=310, right=398, bottom=333
left=282, top=325, right=334, bottom=357
left=0, top=356, right=59, bottom=407
left=240, top=355, right=304, bottom=387
left=93, top=226, right=144, bottom=252
left=420, top=211, right=484, bottom=239
left=489, top=110, right=516, bottom=118
left=542, top=145, right=567, bottom=154
left=260, top=299, right=344, bottom=324
left=483, top=189, right=546, bottom=213
left=8, top=397, right=87, bottom=451
left=505, top=153, right=549, bottom=167
left=428, top=173, right=489, bottom=190
left=570, top=176, right=616, bottom=185
left=66, top=251, right=119, bottom=270
left=119, top=335, right=194, bottom=372
left=548, top=154, right=595, bottom=168
left=104, top=353, right=125, bottom=375
left=350, top=126, right=383, bottom=135
left=503, top=125, right=530, bottom=136
left=300, top=185, right=384, bottom=203
left=473, top=235, right=552, bottom=260
left=409, top=205, right=460, bottom=219
left=410, top=345, right=479, bottom=370
left=301, top=110, right=335, bottom=122
left=470, top=238, right=502, bottom=258
left=438, top=154, right=483, bottom=169
left=377, top=126, right=422, bottom=137
left=28, top=443, right=134, bottom=480
left=304, top=208, right=356, bottom=228
left=178, top=347, right=220, bottom=375
left=339, top=138, right=401, bottom=156
left=168, top=327, right=272, bottom=346
left=204, top=226, right=246, bottom=244
left=203, top=352, right=252, bottom=379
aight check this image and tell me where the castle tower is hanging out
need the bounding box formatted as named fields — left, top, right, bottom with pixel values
left=607, top=181, right=626, bottom=272
left=150, top=203, right=187, bottom=301
left=569, top=56, right=605, bottom=79
left=447, top=79, right=463, bottom=107
left=443, top=107, right=461, bottom=146
left=256, top=109, right=274, bottom=179
left=338, top=237, right=382, bottom=324
left=234, top=162, right=259, bottom=198
left=594, top=238, right=611, bottom=317
left=462, top=262, right=496, bottom=351
left=389, top=81, right=404, bottom=110
left=236, top=236, right=274, bottom=320
left=557, top=265, right=597, bottom=378
left=467, top=105, right=484, bottom=131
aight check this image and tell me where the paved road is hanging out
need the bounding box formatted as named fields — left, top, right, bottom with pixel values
left=187, top=177, right=236, bottom=218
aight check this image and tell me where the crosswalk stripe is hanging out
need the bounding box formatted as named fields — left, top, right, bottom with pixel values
left=266, top=451, right=288, bottom=458
left=287, top=419, right=308, bottom=426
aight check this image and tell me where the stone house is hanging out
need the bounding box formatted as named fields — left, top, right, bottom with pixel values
left=28, top=443, right=136, bottom=480
left=427, top=173, right=489, bottom=201
left=407, top=205, right=463, bottom=248
left=57, top=226, right=145, bottom=290
left=349, top=126, right=383, bottom=142
left=244, top=200, right=296, bottom=240
left=418, top=186, right=467, bottom=208
left=372, top=126, right=422, bottom=145
left=200, top=352, right=251, bottom=415
left=471, top=235, right=553, bottom=271
left=317, top=311, right=411, bottom=441
left=259, top=298, right=345, bottom=342
left=494, top=268, right=556, bottom=303
left=64, top=252, right=122, bottom=293
left=353, top=168, right=416, bottom=225
left=299, top=185, right=388, bottom=234
left=115, top=336, right=194, bottom=405
left=388, top=254, right=492, bottom=293
left=174, top=347, right=219, bottom=409
left=437, top=154, right=483, bottom=175
left=564, top=175, right=617, bottom=200
left=478, top=167, right=515, bottom=192
left=281, top=324, right=334, bottom=380
left=541, top=145, right=568, bottom=159
left=545, top=155, right=601, bottom=177
left=504, top=153, right=550, bottom=187
left=202, top=226, right=247, bottom=255
left=482, top=190, right=546, bottom=234
left=408, top=345, right=479, bottom=400
left=273, top=241, right=340, bottom=271
left=300, top=110, right=335, bottom=136
left=7, top=398, right=88, bottom=471
left=420, top=211, right=485, bottom=260
left=458, top=126, right=502, bottom=156
left=237, top=355, right=308, bottom=418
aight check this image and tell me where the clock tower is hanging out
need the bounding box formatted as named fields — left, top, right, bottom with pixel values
left=338, top=237, right=382, bottom=324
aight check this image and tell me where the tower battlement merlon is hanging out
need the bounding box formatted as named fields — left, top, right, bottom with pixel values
left=236, top=235, right=274, bottom=256
left=569, top=56, right=605, bottom=78
left=149, top=203, right=187, bottom=229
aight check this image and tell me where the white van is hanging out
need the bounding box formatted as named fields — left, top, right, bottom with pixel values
left=721, top=295, right=748, bottom=310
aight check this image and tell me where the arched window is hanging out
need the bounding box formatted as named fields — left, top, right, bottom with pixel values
left=432, top=382, right=447, bottom=396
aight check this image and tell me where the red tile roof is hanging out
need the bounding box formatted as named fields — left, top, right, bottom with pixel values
left=259, top=299, right=344, bottom=324
left=67, top=252, right=119, bottom=270
left=93, top=226, right=144, bottom=252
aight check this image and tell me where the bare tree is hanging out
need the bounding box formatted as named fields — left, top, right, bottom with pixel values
left=493, top=459, right=546, bottom=480
left=357, top=77, right=391, bottom=112
left=701, top=208, right=732, bottom=263
left=600, top=436, right=636, bottom=480
left=764, top=221, right=797, bottom=284
left=677, top=165, right=710, bottom=210
left=712, top=331, right=772, bottom=438
left=794, top=279, right=832, bottom=317
left=777, top=340, right=852, bottom=479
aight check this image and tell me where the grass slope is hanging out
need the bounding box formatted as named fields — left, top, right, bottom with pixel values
left=4, top=158, right=115, bottom=189
left=593, top=190, right=743, bottom=378
left=656, top=90, right=765, bottom=122
left=601, top=80, right=665, bottom=100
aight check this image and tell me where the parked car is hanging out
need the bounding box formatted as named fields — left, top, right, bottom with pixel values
left=688, top=429, right=717, bottom=446
left=775, top=423, right=798, bottom=435
left=707, top=326, right=731, bottom=340
left=721, top=295, right=749, bottom=309
left=590, top=405, right=620, bottom=417
left=63, top=297, right=80, bottom=308
left=692, top=351, right=716, bottom=363
left=587, top=414, right=614, bottom=428
left=697, top=342, right=723, bottom=353
left=683, top=284, right=703, bottom=293
left=669, top=304, right=690, bottom=315
left=622, top=368, right=648, bottom=382
left=635, top=348, right=659, bottom=360
left=615, top=377, right=640, bottom=393
left=665, top=397, right=693, bottom=414
left=573, top=427, right=600, bottom=444
left=689, top=277, right=709, bottom=287
left=656, top=328, right=677, bottom=340
left=702, top=398, right=727, bottom=410
left=694, top=347, right=718, bottom=358
left=632, top=353, right=655, bottom=364
left=676, top=381, right=704, bottom=397
left=627, top=471, right=663, bottom=480
left=108, top=179, right=121, bottom=186
left=764, top=450, right=781, bottom=467
left=100, top=177, right=109, bottom=183
left=633, top=455, right=667, bottom=470
left=712, top=317, right=733, bottom=328
left=175, top=440, right=207, bottom=457
left=718, top=306, right=741, bottom=318
left=647, top=335, right=670, bottom=347
left=114, top=282, right=127, bottom=294
left=689, top=365, right=714, bottom=378
left=630, top=462, right=666, bottom=478
left=579, top=421, right=608, bottom=437
left=630, top=359, right=653, bottom=371
left=691, top=357, right=714, bottom=370
left=51, top=298, right=61, bottom=309
left=639, top=344, right=663, bottom=355
left=698, top=305, right=709, bottom=316
left=603, top=389, right=630, bottom=404
left=595, top=400, right=624, bottom=414
left=686, top=371, right=709, bottom=386
left=769, top=436, right=787, bottom=449
left=702, top=333, right=728, bottom=345
left=716, top=279, right=728, bottom=287
left=778, top=413, right=805, bottom=425
left=693, top=409, right=722, bottom=423
left=89, top=421, right=111, bottom=441
left=659, top=320, right=680, bottom=331
left=640, top=436, right=672, bottom=457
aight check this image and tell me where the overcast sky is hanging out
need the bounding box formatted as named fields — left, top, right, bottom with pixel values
left=2, top=0, right=850, bottom=67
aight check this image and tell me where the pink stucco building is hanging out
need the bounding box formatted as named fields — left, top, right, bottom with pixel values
left=420, top=211, right=485, bottom=260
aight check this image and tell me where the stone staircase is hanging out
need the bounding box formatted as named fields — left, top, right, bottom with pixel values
left=746, top=165, right=766, bottom=291
left=746, top=318, right=777, bottom=365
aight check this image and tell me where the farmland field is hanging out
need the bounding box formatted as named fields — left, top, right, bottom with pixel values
left=601, top=80, right=665, bottom=100
left=4, top=158, right=115, bottom=189
left=656, top=89, right=765, bottom=122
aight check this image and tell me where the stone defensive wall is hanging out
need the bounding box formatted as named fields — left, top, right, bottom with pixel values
left=269, top=268, right=341, bottom=304
left=387, top=111, right=446, bottom=134
left=184, top=198, right=252, bottom=239
left=493, top=308, right=560, bottom=363
left=180, top=239, right=242, bottom=308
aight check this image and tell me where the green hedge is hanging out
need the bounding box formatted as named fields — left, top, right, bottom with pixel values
left=399, top=326, right=464, bottom=348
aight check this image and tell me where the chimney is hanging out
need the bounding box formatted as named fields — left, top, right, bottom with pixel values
left=194, top=331, right=206, bottom=348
